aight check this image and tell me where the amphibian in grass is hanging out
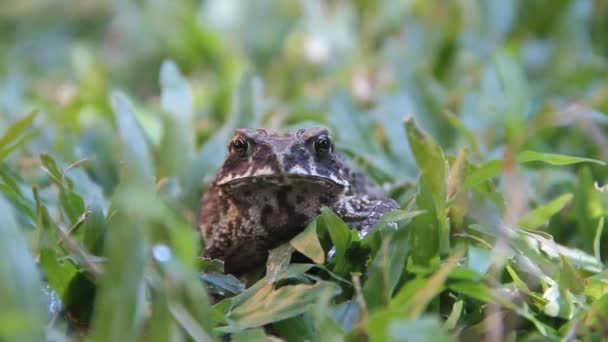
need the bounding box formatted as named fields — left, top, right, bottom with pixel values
left=198, top=127, right=398, bottom=275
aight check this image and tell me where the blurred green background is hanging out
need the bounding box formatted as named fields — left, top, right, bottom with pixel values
left=1, top=0, right=608, bottom=341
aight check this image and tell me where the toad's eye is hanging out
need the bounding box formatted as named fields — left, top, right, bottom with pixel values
left=314, top=136, right=332, bottom=153
left=231, top=138, right=248, bottom=153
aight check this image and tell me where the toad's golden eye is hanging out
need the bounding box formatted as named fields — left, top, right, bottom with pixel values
left=231, top=137, right=248, bottom=153
left=314, top=135, right=331, bottom=153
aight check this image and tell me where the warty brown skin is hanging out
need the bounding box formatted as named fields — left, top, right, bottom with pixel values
left=198, top=127, right=398, bottom=275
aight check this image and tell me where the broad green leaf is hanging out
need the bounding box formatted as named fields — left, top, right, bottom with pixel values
left=517, top=151, right=606, bottom=166
left=226, top=281, right=341, bottom=331
left=201, top=273, right=245, bottom=296
left=290, top=220, right=325, bottom=264
left=266, top=243, right=295, bottom=283
left=0, top=195, right=45, bottom=341
left=517, top=193, right=574, bottom=230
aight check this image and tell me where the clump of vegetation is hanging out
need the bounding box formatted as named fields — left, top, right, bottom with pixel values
left=1, top=1, right=607, bottom=341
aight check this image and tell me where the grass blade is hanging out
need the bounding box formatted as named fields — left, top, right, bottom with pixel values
left=517, top=151, right=606, bottom=166
left=0, top=195, right=45, bottom=341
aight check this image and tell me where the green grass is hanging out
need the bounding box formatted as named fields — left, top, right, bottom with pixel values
left=1, top=1, right=608, bottom=341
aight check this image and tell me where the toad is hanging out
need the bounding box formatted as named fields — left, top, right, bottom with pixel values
left=198, top=127, right=398, bottom=275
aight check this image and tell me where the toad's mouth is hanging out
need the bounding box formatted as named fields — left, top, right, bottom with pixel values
left=219, top=174, right=345, bottom=191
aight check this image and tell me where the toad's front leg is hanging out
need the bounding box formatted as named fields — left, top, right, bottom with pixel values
left=331, top=195, right=399, bottom=236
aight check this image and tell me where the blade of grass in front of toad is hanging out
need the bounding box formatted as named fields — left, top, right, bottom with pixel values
left=89, top=186, right=149, bottom=341
left=90, top=94, right=157, bottom=341
left=111, top=91, right=155, bottom=186
left=158, top=59, right=196, bottom=177
left=0, top=195, right=45, bottom=341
